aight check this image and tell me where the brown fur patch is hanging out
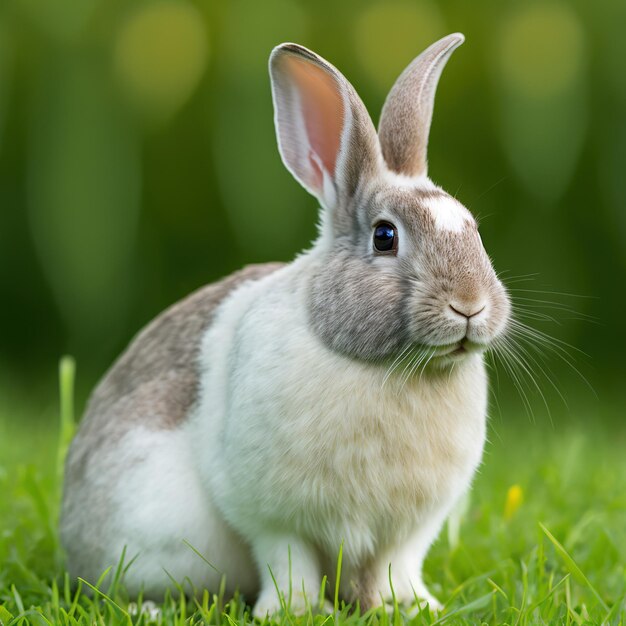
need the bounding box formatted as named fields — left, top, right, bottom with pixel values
left=349, top=567, right=380, bottom=612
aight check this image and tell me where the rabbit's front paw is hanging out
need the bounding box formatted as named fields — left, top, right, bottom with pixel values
left=397, top=588, right=442, bottom=615
left=385, top=576, right=442, bottom=614
left=128, top=600, right=162, bottom=620
left=252, top=589, right=324, bottom=618
left=252, top=589, right=285, bottom=619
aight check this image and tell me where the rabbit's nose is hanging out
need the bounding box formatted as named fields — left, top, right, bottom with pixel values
left=449, top=302, right=486, bottom=319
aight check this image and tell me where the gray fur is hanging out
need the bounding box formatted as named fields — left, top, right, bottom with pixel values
left=61, top=263, right=282, bottom=586
left=86, top=264, right=282, bottom=424
left=308, top=182, right=509, bottom=361
left=271, top=37, right=509, bottom=365
left=308, top=248, right=410, bottom=361
left=339, top=88, right=381, bottom=204
left=63, top=263, right=282, bottom=491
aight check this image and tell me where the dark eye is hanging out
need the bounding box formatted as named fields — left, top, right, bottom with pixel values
left=373, top=221, right=398, bottom=254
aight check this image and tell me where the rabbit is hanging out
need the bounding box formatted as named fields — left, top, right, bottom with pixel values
left=60, top=33, right=511, bottom=616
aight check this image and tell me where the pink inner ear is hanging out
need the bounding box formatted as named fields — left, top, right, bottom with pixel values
left=286, top=56, right=344, bottom=182
left=308, top=149, right=324, bottom=191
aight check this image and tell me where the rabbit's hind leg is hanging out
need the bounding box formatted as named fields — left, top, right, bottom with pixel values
left=64, top=425, right=257, bottom=600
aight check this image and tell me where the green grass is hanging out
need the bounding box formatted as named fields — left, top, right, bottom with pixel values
left=1, top=365, right=625, bottom=625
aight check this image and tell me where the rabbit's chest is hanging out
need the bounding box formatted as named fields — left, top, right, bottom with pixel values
left=198, top=280, right=488, bottom=555
left=213, top=349, right=487, bottom=556
left=286, top=375, right=485, bottom=541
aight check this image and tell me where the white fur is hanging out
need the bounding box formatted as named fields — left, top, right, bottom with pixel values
left=76, top=426, right=257, bottom=598
left=426, top=195, right=473, bottom=232
left=183, top=250, right=487, bottom=614
left=381, top=168, right=437, bottom=191
left=71, top=254, right=487, bottom=612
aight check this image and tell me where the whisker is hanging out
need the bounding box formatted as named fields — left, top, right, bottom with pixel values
left=401, top=348, right=431, bottom=391
left=513, top=307, right=561, bottom=325
left=499, top=272, right=541, bottom=284
left=515, top=341, right=568, bottom=410
left=382, top=343, right=414, bottom=387
left=397, top=347, right=427, bottom=391
left=512, top=300, right=598, bottom=324
left=418, top=351, right=436, bottom=383
left=500, top=336, right=548, bottom=421
left=490, top=339, right=535, bottom=421
left=508, top=318, right=591, bottom=358
left=509, top=288, right=598, bottom=300
left=506, top=317, right=597, bottom=398
left=447, top=360, right=457, bottom=384
left=466, top=175, right=508, bottom=208
left=513, top=328, right=598, bottom=397
left=484, top=353, right=504, bottom=421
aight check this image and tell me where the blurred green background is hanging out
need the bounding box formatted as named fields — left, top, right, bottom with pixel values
left=0, top=0, right=624, bottom=418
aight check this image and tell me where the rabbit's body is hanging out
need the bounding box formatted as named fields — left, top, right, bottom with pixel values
left=193, top=251, right=488, bottom=609
left=61, top=34, right=511, bottom=614
left=62, top=252, right=485, bottom=607
left=61, top=264, right=282, bottom=597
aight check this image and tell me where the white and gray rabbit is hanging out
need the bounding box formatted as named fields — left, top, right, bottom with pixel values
left=60, top=33, right=511, bottom=615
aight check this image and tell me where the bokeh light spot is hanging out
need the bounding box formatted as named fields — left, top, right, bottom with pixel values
left=114, top=0, right=208, bottom=124
left=353, top=1, right=445, bottom=92
left=494, top=1, right=588, bottom=203
left=497, top=2, right=585, bottom=99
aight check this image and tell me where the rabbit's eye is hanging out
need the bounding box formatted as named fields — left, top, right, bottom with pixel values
left=373, top=222, right=398, bottom=254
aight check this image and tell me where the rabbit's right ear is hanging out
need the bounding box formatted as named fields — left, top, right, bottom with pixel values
left=270, top=44, right=381, bottom=211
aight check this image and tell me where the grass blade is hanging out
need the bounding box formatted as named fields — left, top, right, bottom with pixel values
left=57, top=355, right=76, bottom=488
left=334, top=541, right=343, bottom=613
left=539, top=522, right=609, bottom=612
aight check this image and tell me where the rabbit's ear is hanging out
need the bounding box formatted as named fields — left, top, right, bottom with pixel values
left=378, top=33, right=464, bottom=178
left=270, top=43, right=380, bottom=210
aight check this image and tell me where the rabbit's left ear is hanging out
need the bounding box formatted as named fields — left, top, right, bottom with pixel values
left=270, top=43, right=381, bottom=211
left=378, top=33, right=464, bottom=178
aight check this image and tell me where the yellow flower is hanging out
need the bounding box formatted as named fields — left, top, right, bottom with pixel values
left=504, top=484, right=524, bottom=520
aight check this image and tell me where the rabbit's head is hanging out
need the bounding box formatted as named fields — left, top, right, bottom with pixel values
left=270, top=34, right=510, bottom=366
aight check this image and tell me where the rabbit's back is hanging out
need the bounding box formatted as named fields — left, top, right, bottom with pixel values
left=73, top=262, right=283, bottom=445
left=60, top=263, right=283, bottom=592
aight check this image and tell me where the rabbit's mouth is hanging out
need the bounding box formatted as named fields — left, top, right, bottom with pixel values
left=434, top=338, right=486, bottom=361
left=449, top=345, right=467, bottom=356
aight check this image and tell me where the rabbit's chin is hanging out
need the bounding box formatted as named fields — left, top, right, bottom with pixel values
left=399, top=338, right=490, bottom=371
left=433, top=340, right=488, bottom=367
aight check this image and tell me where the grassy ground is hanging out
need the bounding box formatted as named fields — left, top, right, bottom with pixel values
left=1, top=370, right=625, bottom=625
